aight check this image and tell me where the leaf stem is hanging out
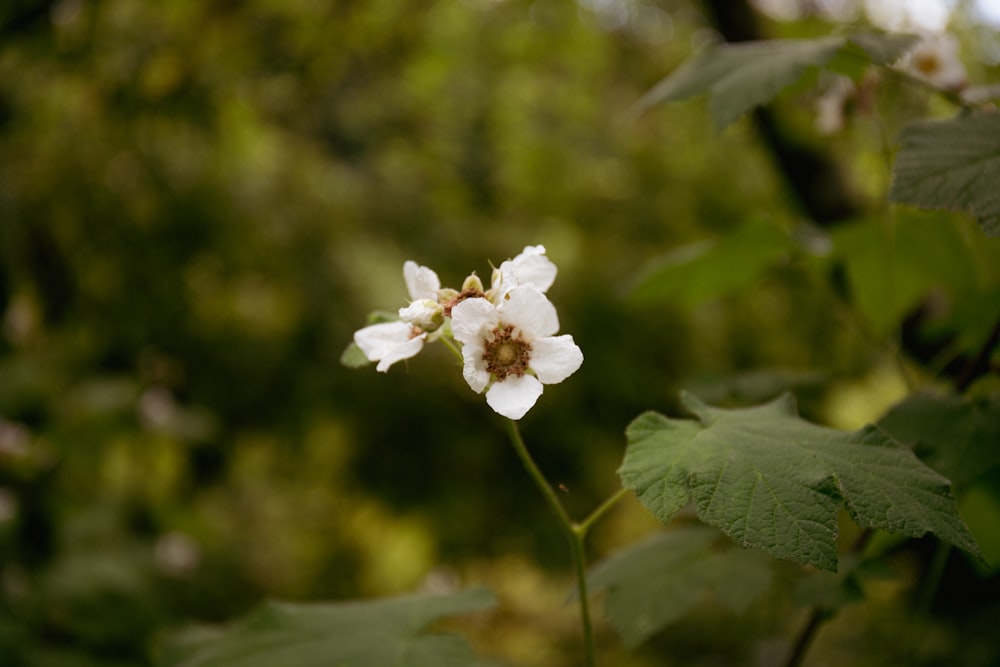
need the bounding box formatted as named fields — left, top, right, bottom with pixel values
left=503, top=419, right=597, bottom=667
left=782, top=527, right=873, bottom=667
left=579, top=488, right=630, bottom=535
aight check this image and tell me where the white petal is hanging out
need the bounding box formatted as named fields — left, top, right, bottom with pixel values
left=490, top=246, right=557, bottom=299
left=485, top=375, right=544, bottom=420
left=509, top=246, right=556, bottom=293
left=530, top=335, right=583, bottom=384
left=403, top=261, right=441, bottom=301
left=451, top=297, right=498, bottom=346
left=399, top=299, right=441, bottom=330
left=353, top=321, right=424, bottom=372
left=462, top=348, right=490, bottom=393
left=500, top=285, right=559, bottom=339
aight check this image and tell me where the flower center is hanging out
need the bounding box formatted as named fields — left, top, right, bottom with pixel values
left=914, top=52, right=942, bottom=75
left=484, top=324, right=531, bottom=380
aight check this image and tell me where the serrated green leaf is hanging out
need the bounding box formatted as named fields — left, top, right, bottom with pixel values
left=636, top=37, right=845, bottom=129
left=160, top=588, right=495, bottom=667
left=890, top=113, right=1000, bottom=237
left=629, top=219, right=792, bottom=306
left=588, top=526, right=772, bottom=648
left=620, top=392, right=983, bottom=572
left=878, top=392, right=1000, bottom=489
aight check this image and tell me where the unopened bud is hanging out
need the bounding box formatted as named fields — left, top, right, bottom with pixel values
left=461, top=273, right=484, bottom=294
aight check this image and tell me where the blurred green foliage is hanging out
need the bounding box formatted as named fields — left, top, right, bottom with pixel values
left=0, top=1, right=998, bottom=666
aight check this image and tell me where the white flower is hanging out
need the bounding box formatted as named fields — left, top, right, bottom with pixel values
left=451, top=285, right=583, bottom=420
left=354, top=320, right=425, bottom=372
left=353, top=260, right=444, bottom=372
left=490, top=245, right=557, bottom=301
left=898, top=33, right=967, bottom=91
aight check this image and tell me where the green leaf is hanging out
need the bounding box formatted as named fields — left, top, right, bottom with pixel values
left=844, top=31, right=919, bottom=65
left=588, top=525, right=772, bottom=648
left=636, top=37, right=845, bottom=129
left=620, top=392, right=982, bottom=572
left=340, top=340, right=372, bottom=368
left=828, top=213, right=978, bottom=334
left=160, top=588, right=495, bottom=667
left=629, top=219, right=792, bottom=306
left=877, top=392, right=1000, bottom=489
left=790, top=552, right=898, bottom=613
left=890, top=113, right=1000, bottom=237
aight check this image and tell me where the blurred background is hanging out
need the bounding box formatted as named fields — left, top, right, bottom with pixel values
left=1, top=0, right=998, bottom=665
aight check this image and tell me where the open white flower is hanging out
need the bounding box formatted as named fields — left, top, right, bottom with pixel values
left=353, top=261, right=444, bottom=372
left=451, top=284, right=583, bottom=420
left=490, top=245, right=557, bottom=301
left=898, top=33, right=967, bottom=91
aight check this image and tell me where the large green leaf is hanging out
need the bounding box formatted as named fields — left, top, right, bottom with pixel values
left=890, top=113, right=1000, bottom=237
left=620, top=393, right=982, bottom=572
left=878, top=392, right=1000, bottom=489
left=629, top=219, right=792, bottom=306
left=588, top=525, right=772, bottom=648
left=160, top=588, right=495, bottom=667
left=634, top=32, right=916, bottom=130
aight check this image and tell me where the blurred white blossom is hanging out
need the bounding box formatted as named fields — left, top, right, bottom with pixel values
left=898, top=32, right=967, bottom=90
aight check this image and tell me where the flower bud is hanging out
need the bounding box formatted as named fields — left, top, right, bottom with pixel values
left=461, top=273, right=484, bottom=294
left=399, top=299, right=444, bottom=331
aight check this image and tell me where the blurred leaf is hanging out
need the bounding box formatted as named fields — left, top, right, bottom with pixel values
left=635, top=32, right=914, bottom=130
left=161, top=587, right=495, bottom=667
left=956, top=482, right=1000, bottom=570
left=844, top=31, right=918, bottom=64
left=792, top=563, right=864, bottom=611
left=620, top=392, right=982, bottom=572
left=829, top=214, right=977, bottom=333
left=890, top=113, right=1000, bottom=237
left=630, top=219, right=792, bottom=306
left=340, top=341, right=372, bottom=369
left=588, top=525, right=772, bottom=648
left=790, top=551, right=897, bottom=612
left=877, top=391, right=1000, bottom=489
left=682, top=368, right=828, bottom=405
left=636, top=37, right=844, bottom=129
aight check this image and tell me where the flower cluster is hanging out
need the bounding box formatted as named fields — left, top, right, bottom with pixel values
left=352, top=246, right=583, bottom=420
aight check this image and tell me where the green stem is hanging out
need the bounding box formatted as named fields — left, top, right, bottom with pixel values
left=503, top=419, right=597, bottom=667
left=579, top=488, right=630, bottom=535
left=440, top=334, right=464, bottom=365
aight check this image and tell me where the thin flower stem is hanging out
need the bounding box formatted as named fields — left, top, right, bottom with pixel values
left=440, top=334, right=465, bottom=365
left=503, top=419, right=597, bottom=667
left=503, top=419, right=575, bottom=529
